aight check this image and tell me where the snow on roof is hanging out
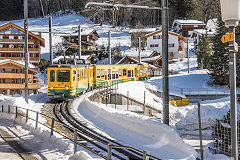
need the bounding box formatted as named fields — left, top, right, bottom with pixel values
left=129, top=28, right=156, bottom=33
left=0, top=59, right=36, bottom=68
left=191, top=29, right=216, bottom=37
left=173, top=19, right=205, bottom=25
left=123, top=48, right=153, bottom=58
left=142, top=55, right=161, bottom=62
left=53, top=55, right=91, bottom=63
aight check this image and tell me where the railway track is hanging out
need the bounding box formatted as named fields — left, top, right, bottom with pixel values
left=53, top=100, right=148, bottom=160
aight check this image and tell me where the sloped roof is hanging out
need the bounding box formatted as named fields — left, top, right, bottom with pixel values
left=0, top=22, right=45, bottom=47
left=142, top=55, right=162, bottom=62
left=173, top=19, right=205, bottom=25
left=123, top=48, right=154, bottom=58
left=62, top=29, right=99, bottom=38
left=129, top=28, right=156, bottom=33
left=0, top=59, right=37, bottom=73
left=144, top=29, right=186, bottom=42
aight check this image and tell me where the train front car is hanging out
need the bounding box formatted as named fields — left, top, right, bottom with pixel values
left=48, top=65, right=73, bottom=100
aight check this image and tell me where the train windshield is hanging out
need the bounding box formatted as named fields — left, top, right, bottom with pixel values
left=57, top=70, right=70, bottom=82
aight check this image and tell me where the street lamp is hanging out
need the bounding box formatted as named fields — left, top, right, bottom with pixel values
left=220, top=0, right=240, bottom=159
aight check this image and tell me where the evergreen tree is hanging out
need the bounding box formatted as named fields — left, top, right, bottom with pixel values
left=197, top=33, right=212, bottom=69
left=209, top=17, right=229, bottom=85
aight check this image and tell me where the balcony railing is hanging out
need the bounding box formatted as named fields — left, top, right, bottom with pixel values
left=0, top=48, right=39, bottom=52
left=0, top=57, right=40, bottom=61
left=0, top=39, right=35, bottom=43
left=0, top=73, right=33, bottom=79
left=0, top=83, right=41, bottom=89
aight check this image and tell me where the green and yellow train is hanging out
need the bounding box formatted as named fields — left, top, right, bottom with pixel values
left=48, top=63, right=150, bottom=99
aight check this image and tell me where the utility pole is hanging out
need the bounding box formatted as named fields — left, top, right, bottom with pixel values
left=138, top=37, right=141, bottom=63
left=187, top=39, right=190, bottom=74
left=162, top=0, right=169, bottom=125
left=78, top=25, right=81, bottom=59
left=229, top=26, right=238, bottom=160
left=49, top=16, right=53, bottom=65
left=108, top=31, right=111, bottom=64
left=24, top=0, right=29, bottom=103
left=112, top=8, right=115, bottom=28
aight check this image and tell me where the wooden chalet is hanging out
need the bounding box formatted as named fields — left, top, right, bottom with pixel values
left=172, top=19, right=206, bottom=38
left=62, top=29, right=99, bottom=50
left=0, top=59, right=40, bottom=95
left=0, top=22, right=45, bottom=66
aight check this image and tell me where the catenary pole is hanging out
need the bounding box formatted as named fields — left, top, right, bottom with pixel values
left=108, top=31, right=111, bottom=64
left=229, top=26, right=238, bottom=160
left=78, top=25, right=81, bottom=59
left=161, top=0, right=169, bottom=125
left=138, top=37, right=141, bottom=63
left=49, top=16, right=53, bottom=65
left=187, top=39, right=190, bottom=73
left=24, top=0, right=29, bottom=103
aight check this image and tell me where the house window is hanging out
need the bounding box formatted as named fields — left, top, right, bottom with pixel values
left=0, top=35, right=3, bottom=39
left=18, top=36, right=23, bottom=39
left=9, top=36, right=14, bottom=39
left=32, top=53, right=36, bottom=57
left=9, top=44, right=14, bottom=48
left=153, top=35, right=161, bottom=39
left=169, top=44, right=175, bottom=47
left=18, top=45, right=23, bottom=48
left=150, top=44, right=159, bottom=47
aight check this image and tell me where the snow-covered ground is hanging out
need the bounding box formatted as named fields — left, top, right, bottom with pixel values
left=0, top=94, right=99, bottom=160
left=72, top=92, right=197, bottom=160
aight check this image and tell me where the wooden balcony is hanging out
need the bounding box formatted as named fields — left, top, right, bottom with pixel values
left=0, top=48, right=39, bottom=52
left=0, top=73, right=33, bottom=79
left=0, top=83, right=41, bottom=89
left=0, top=39, right=35, bottom=43
left=0, top=57, right=40, bottom=61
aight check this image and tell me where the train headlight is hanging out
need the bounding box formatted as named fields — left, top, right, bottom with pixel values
left=66, top=87, right=69, bottom=89
left=51, top=87, right=53, bottom=89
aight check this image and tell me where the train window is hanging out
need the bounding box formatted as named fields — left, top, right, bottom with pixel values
left=143, top=67, right=147, bottom=74
left=119, top=69, right=122, bottom=77
left=112, top=71, right=116, bottom=79
left=90, top=69, right=92, bottom=77
left=84, top=70, right=87, bottom=78
left=57, top=70, right=70, bottom=82
left=73, top=70, right=76, bottom=81
left=135, top=68, right=137, bottom=77
left=97, top=69, right=100, bottom=78
left=101, top=69, right=105, bottom=78
left=132, top=70, right=134, bottom=77
left=128, top=70, right=131, bottom=77
left=123, top=69, right=127, bottom=76
left=82, top=70, right=84, bottom=79
left=105, top=72, right=107, bottom=80
left=50, top=70, right=55, bottom=82
left=108, top=69, right=111, bottom=80
left=140, top=69, right=143, bottom=76
left=77, top=70, right=80, bottom=81
left=116, top=71, right=119, bottom=79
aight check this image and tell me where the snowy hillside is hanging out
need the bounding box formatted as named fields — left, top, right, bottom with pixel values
left=0, top=13, right=131, bottom=61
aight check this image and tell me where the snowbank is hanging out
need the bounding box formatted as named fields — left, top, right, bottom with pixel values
left=73, top=96, right=197, bottom=159
left=170, top=97, right=236, bottom=130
